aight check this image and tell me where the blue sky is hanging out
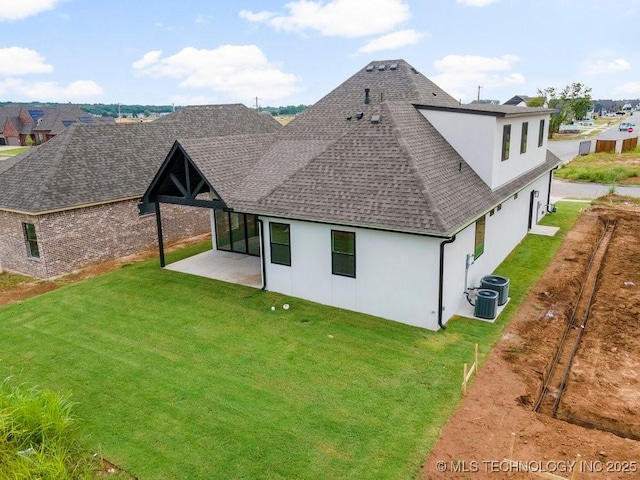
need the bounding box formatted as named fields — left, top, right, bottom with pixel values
left=1, top=0, right=638, bottom=107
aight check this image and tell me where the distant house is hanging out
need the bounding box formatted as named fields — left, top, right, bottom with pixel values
left=0, top=104, right=114, bottom=146
left=143, top=60, right=560, bottom=331
left=0, top=105, right=281, bottom=278
left=503, top=95, right=532, bottom=107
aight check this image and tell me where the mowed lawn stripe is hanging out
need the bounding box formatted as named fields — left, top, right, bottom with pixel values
left=0, top=203, right=583, bottom=479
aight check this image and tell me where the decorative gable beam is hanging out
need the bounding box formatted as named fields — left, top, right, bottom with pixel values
left=141, top=140, right=227, bottom=210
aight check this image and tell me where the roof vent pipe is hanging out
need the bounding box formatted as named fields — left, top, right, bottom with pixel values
left=364, top=88, right=370, bottom=105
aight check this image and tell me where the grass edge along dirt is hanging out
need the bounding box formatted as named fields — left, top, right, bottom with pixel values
left=0, top=202, right=584, bottom=479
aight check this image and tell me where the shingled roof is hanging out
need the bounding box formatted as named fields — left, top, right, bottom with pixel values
left=0, top=104, right=281, bottom=214
left=159, top=59, right=560, bottom=237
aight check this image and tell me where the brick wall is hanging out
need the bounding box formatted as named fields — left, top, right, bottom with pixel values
left=18, top=108, right=31, bottom=125
left=0, top=199, right=211, bottom=279
left=2, top=120, right=20, bottom=146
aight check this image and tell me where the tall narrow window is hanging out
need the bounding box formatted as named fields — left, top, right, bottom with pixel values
left=474, top=216, right=485, bottom=260
left=520, top=122, right=528, bottom=154
left=331, top=230, right=355, bottom=278
left=538, top=119, right=545, bottom=147
left=501, top=125, right=511, bottom=161
left=270, top=223, right=291, bottom=266
left=23, top=223, right=40, bottom=258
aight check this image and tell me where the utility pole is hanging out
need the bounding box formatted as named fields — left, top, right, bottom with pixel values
left=255, top=96, right=260, bottom=110
left=477, top=85, right=482, bottom=103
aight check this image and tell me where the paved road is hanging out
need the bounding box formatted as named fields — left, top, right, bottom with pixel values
left=551, top=179, right=640, bottom=200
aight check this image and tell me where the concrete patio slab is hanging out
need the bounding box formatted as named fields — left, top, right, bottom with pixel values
left=164, top=249, right=262, bottom=288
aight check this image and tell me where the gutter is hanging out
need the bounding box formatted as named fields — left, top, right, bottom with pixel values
left=438, top=235, right=457, bottom=330
left=257, top=219, right=267, bottom=290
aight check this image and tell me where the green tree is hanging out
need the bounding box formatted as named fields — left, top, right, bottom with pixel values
left=536, top=87, right=567, bottom=138
left=535, top=83, right=593, bottom=138
left=526, top=97, right=545, bottom=107
left=561, top=82, right=593, bottom=120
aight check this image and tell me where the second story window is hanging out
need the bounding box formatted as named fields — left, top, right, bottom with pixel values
left=501, top=125, right=511, bottom=161
left=520, top=122, right=528, bottom=154
left=538, top=119, right=545, bottom=147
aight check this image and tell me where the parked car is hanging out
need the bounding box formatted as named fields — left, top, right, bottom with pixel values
left=619, top=122, right=635, bottom=131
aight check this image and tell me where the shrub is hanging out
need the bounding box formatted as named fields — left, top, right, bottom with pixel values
left=0, top=378, right=97, bottom=479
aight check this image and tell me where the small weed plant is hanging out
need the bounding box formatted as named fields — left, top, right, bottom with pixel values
left=0, top=378, right=96, bottom=479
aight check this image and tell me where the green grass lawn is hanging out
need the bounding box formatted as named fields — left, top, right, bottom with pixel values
left=554, top=146, right=640, bottom=185
left=0, top=147, right=30, bottom=156
left=0, top=203, right=584, bottom=479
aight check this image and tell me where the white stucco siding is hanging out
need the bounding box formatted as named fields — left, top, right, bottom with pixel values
left=255, top=172, right=553, bottom=331
left=419, top=109, right=495, bottom=186
left=493, top=115, right=550, bottom=188
left=441, top=173, right=552, bottom=325
left=260, top=217, right=443, bottom=330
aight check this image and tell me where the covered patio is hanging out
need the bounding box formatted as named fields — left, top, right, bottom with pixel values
left=165, top=249, right=262, bottom=288
left=141, top=140, right=265, bottom=289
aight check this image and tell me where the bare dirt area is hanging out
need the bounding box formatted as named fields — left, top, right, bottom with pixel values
left=0, top=234, right=211, bottom=307
left=421, top=203, right=640, bottom=480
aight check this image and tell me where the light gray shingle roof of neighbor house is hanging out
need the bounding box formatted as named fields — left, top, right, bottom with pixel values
left=0, top=105, right=23, bottom=134
left=0, top=104, right=281, bottom=214
left=32, top=105, right=115, bottom=134
left=176, top=59, right=561, bottom=236
left=156, top=104, right=282, bottom=132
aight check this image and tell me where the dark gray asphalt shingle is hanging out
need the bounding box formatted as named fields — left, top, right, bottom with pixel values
left=179, top=59, right=561, bottom=236
left=0, top=104, right=281, bottom=213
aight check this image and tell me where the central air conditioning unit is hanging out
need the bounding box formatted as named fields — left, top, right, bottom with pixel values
left=474, top=289, right=499, bottom=319
left=480, top=275, right=510, bottom=306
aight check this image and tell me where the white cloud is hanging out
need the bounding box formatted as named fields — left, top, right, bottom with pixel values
left=0, top=78, right=103, bottom=101
left=616, top=82, right=640, bottom=96
left=0, top=47, right=54, bottom=75
left=358, top=29, right=425, bottom=53
left=431, top=54, right=524, bottom=100
left=132, top=50, right=163, bottom=70
left=0, top=0, right=62, bottom=21
left=132, top=45, right=300, bottom=102
left=584, top=58, right=630, bottom=76
left=457, top=0, right=499, bottom=6
left=195, top=14, right=211, bottom=24
left=239, top=10, right=276, bottom=23
left=240, top=0, right=410, bottom=38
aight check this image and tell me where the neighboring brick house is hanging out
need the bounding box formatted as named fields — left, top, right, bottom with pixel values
left=0, top=104, right=281, bottom=278
left=0, top=104, right=114, bottom=146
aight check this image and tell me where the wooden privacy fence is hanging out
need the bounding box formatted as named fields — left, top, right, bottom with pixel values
left=461, top=343, right=478, bottom=396
left=505, top=433, right=582, bottom=479
left=622, top=137, right=638, bottom=153
left=595, top=139, right=616, bottom=153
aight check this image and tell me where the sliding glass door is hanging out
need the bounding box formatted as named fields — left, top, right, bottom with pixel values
left=214, top=210, right=260, bottom=256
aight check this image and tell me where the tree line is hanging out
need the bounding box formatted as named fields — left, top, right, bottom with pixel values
left=0, top=101, right=310, bottom=119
